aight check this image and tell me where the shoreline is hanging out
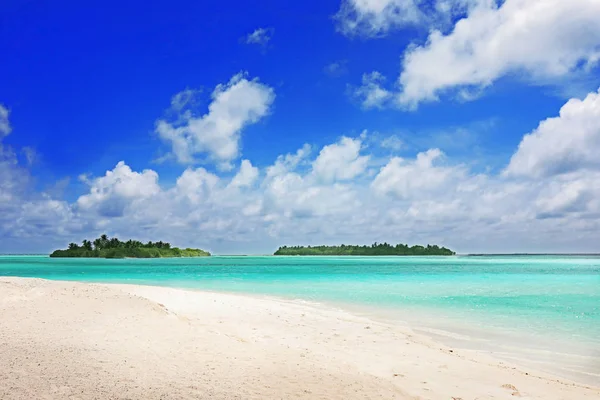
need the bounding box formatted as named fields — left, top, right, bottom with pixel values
left=114, top=281, right=600, bottom=386
left=326, top=299, right=600, bottom=386
left=1, top=277, right=598, bottom=399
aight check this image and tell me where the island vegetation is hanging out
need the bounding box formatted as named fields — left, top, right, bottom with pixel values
left=50, top=235, right=210, bottom=258
left=274, top=243, right=455, bottom=256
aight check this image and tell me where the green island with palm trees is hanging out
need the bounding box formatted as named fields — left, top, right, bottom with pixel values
left=50, top=235, right=210, bottom=258
left=274, top=243, right=455, bottom=256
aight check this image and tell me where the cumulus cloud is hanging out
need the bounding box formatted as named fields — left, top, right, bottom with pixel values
left=245, top=28, right=273, bottom=47
left=351, top=71, right=392, bottom=109
left=77, top=161, right=160, bottom=217
left=505, top=88, right=600, bottom=178
left=534, top=174, right=600, bottom=219
left=397, top=0, right=600, bottom=108
left=229, top=159, right=259, bottom=188
left=334, top=0, right=482, bottom=37
left=174, top=166, right=220, bottom=204
left=5, top=89, right=600, bottom=253
left=312, top=136, right=369, bottom=182
left=372, top=148, right=467, bottom=199
left=2, top=130, right=600, bottom=253
left=262, top=146, right=362, bottom=221
left=335, top=0, right=423, bottom=37
left=12, top=198, right=75, bottom=237
left=344, top=1, right=600, bottom=109
left=156, top=73, right=275, bottom=169
left=265, top=144, right=312, bottom=178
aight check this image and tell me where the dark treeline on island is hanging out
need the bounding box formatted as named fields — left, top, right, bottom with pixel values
left=274, top=243, right=455, bottom=256
left=50, top=235, right=210, bottom=258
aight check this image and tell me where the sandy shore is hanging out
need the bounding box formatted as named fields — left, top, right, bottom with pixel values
left=0, top=278, right=598, bottom=399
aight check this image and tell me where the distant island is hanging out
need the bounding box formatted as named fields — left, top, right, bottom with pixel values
left=274, top=243, right=455, bottom=256
left=50, top=235, right=210, bottom=259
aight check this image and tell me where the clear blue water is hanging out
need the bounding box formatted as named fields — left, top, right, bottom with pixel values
left=1, top=255, right=599, bottom=382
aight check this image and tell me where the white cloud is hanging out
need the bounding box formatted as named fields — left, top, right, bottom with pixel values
left=264, top=173, right=359, bottom=220
left=434, top=0, right=481, bottom=16
left=534, top=174, right=599, bottom=219
left=7, top=90, right=600, bottom=254
left=351, top=71, right=392, bottom=109
left=229, top=159, right=259, bottom=188
left=372, top=148, right=467, bottom=198
left=156, top=73, right=275, bottom=169
left=174, top=166, right=220, bottom=204
left=77, top=161, right=160, bottom=217
left=3, top=133, right=600, bottom=253
left=398, top=0, right=600, bottom=108
left=312, top=136, right=369, bottom=182
left=0, top=104, right=11, bottom=137
left=505, top=88, right=600, bottom=178
left=13, top=197, right=75, bottom=236
left=335, top=0, right=423, bottom=37
left=265, top=144, right=312, bottom=178
left=334, top=0, right=483, bottom=37
left=246, top=28, right=273, bottom=47
left=262, top=145, right=362, bottom=220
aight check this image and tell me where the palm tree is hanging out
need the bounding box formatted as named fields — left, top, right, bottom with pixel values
left=99, top=234, right=109, bottom=249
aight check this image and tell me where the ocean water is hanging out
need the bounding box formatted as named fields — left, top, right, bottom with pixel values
left=1, top=255, right=599, bottom=384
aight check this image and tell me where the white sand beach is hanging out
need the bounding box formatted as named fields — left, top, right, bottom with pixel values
left=1, top=277, right=598, bottom=399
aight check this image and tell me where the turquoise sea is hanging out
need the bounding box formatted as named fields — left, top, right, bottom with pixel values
left=1, top=255, right=599, bottom=384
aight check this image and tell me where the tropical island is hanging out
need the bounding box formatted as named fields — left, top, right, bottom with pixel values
left=274, top=243, right=455, bottom=256
left=50, top=235, right=210, bottom=258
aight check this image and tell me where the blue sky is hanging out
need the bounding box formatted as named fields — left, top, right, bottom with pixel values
left=2, top=0, right=600, bottom=254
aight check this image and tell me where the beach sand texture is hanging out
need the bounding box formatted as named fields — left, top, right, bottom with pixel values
left=1, top=277, right=598, bottom=399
